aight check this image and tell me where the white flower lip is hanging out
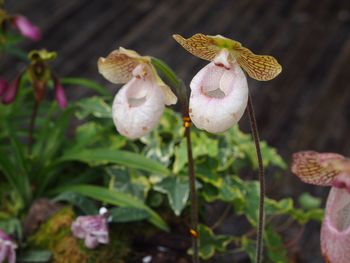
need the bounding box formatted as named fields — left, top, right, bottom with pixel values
left=321, top=186, right=350, bottom=263
left=112, top=70, right=165, bottom=139
left=189, top=51, right=248, bottom=133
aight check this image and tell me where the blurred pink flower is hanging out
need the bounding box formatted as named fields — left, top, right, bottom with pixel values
left=71, top=215, right=109, bottom=249
left=12, top=15, right=41, bottom=41
left=1, top=77, right=21, bottom=104
left=292, top=151, right=350, bottom=263
left=0, top=78, right=9, bottom=97
left=54, top=78, right=67, bottom=109
left=0, top=229, right=17, bottom=263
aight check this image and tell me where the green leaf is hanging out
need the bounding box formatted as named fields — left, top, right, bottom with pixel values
left=110, top=207, right=149, bottom=222
left=0, top=218, right=22, bottom=239
left=194, top=224, right=233, bottom=260
left=17, top=250, right=52, bottom=262
left=240, top=236, right=256, bottom=263
left=154, top=176, right=189, bottom=216
left=53, top=192, right=98, bottom=215
left=265, top=227, right=288, bottom=263
left=53, top=184, right=169, bottom=231
left=60, top=77, right=110, bottom=96
left=59, top=148, right=170, bottom=175
left=75, top=96, right=112, bottom=119
left=107, top=166, right=151, bottom=202
left=298, top=193, right=322, bottom=210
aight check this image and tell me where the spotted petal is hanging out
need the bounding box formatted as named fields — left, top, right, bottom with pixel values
left=173, top=33, right=220, bottom=62
left=173, top=33, right=282, bottom=81
left=97, top=47, right=148, bottom=84
left=235, top=46, right=282, bottom=81
left=291, top=151, right=345, bottom=186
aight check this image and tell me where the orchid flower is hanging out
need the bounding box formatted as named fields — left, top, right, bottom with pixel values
left=71, top=215, right=109, bottom=249
left=0, top=229, right=17, bottom=263
left=1, top=50, right=68, bottom=108
left=292, top=151, right=350, bottom=263
left=98, top=47, right=177, bottom=139
left=173, top=33, right=281, bottom=133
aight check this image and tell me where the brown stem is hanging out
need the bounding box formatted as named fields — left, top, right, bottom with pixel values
left=247, top=94, right=265, bottom=263
left=28, top=101, right=39, bottom=154
left=184, top=115, right=199, bottom=263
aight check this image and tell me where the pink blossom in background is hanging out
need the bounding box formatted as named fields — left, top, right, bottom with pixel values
left=2, top=77, right=21, bottom=104
left=0, top=78, right=9, bottom=97
left=0, top=229, right=17, bottom=263
left=71, top=215, right=109, bottom=249
left=54, top=78, right=67, bottom=109
left=12, top=15, right=41, bottom=41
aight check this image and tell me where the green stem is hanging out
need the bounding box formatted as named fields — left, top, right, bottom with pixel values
left=247, top=94, right=265, bottom=263
left=28, top=101, right=39, bottom=154
left=151, top=57, right=199, bottom=262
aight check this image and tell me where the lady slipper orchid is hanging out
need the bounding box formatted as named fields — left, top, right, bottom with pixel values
left=71, top=215, right=109, bottom=249
left=98, top=47, right=177, bottom=139
left=0, top=229, right=17, bottom=263
left=292, top=151, right=350, bottom=263
left=173, top=33, right=281, bottom=133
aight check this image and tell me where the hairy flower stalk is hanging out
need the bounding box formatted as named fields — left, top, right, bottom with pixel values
left=174, top=33, right=281, bottom=262
left=98, top=47, right=177, bottom=139
left=292, top=151, right=350, bottom=263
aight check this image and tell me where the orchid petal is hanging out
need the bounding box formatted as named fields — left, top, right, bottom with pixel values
left=173, top=33, right=281, bottom=81
left=321, top=186, right=350, bottom=263
left=0, top=78, right=8, bottom=97
left=84, top=234, right=98, bottom=249
left=291, top=151, right=345, bottom=186
left=112, top=76, right=165, bottom=139
left=97, top=47, right=147, bottom=84
left=54, top=78, right=68, bottom=109
left=333, top=173, right=350, bottom=193
left=13, top=15, right=41, bottom=41
left=2, top=77, right=21, bottom=104
left=189, top=60, right=248, bottom=133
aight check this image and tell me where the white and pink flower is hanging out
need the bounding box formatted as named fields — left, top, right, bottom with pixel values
left=71, top=215, right=109, bottom=249
left=173, top=33, right=281, bottom=133
left=0, top=229, right=17, bottom=263
left=292, top=151, right=350, bottom=263
left=98, top=47, right=177, bottom=139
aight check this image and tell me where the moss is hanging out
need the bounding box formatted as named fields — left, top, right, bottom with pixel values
left=30, top=206, right=130, bottom=263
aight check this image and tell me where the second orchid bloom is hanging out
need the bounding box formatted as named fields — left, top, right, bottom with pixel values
left=173, top=33, right=282, bottom=133
left=98, top=47, right=177, bottom=139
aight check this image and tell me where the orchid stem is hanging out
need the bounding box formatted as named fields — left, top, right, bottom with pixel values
left=247, top=94, right=265, bottom=263
left=184, top=115, right=199, bottom=263
left=28, top=101, right=39, bottom=154
left=150, top=58, right=200, bottom=262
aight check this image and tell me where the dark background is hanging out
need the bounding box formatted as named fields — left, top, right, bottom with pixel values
left=2, top=0, right=350, bottom=262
